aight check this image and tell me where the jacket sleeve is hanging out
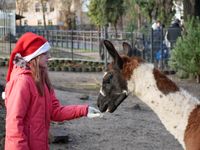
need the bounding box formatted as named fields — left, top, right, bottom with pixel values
left=5, top=77, right=31, bottom=150
left=50, top=90, right=89, bottom=122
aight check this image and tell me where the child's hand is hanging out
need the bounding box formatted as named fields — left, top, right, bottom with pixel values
left=87, top=106, right=103, bottom=118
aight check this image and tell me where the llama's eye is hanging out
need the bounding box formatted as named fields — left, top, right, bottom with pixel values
left=103, top=78, right=110, bottom=84
left=107, top=74, right=113, bottom=80
left=103, top=73, right=113, bottom=84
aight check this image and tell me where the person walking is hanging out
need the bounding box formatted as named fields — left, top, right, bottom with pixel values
left=4, top=32, right=102, bottom=150
left=165, top=18, right=182, bottom=49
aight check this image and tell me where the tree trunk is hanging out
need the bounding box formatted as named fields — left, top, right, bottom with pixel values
left=195, top=0, right=200, bottom=17
left=19, top=19, right=22, bottom=26
left=196, top=74, right=200, bottom=83
left=42, top=12, right=47, bottom=30
left=41, top=0, right=47, bottom=30
left=114, top=24, right=117, bottom=38
left=184, top=0, right=200, bottom=19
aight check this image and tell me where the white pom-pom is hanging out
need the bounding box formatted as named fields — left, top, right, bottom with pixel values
left=1, top=92, right=5, bottom=100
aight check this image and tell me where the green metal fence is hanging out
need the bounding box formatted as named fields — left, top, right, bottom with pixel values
left=0, top=10, right=15, bottom=57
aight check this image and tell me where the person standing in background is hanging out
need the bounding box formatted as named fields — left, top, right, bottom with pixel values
left=152, top=20, right=163, bottom=63
left=165, top=18, right=182, bottom=49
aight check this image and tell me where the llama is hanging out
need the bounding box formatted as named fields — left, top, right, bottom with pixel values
left=97, top=40, right=200, bottom=150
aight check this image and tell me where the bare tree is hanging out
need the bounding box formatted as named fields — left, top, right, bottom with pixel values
left=0, top=0, right=7, bottom=10
left=40, top=0, right=48, bottom=30
left=57, top=0, right=73, bottom=30
left=16, top=0, right=29, bottom=26
left=41, top=0, right=76, bottom=30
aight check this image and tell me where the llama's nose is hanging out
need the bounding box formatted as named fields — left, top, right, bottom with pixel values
left=97, top=99, right=100, bottom=108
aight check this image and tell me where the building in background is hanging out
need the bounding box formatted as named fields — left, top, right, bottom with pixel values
left=0, top=0, right=16, bottom=55
left=16, top=0, right=91, bottom=30
left=0, top=0, right=16, bottom=36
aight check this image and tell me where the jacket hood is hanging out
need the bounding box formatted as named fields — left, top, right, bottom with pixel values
left=10, top=65, right=32, bottom=81
left=10, top=53, right=32, bottom=81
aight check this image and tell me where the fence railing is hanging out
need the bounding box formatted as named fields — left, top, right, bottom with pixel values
left=2, top=27, right=181, bottom=70
left=0, top=10, right=14, bottom=56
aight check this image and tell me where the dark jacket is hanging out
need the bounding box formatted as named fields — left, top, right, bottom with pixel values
left=166, top=23, right=182, bottom=47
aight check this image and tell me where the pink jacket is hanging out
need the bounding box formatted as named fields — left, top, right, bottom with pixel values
left=4, top=65, right=88, bottom=150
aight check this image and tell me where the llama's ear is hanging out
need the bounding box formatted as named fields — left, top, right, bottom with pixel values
left=122, top=42, right=133, bottom=57
left=103, top=40, right=123, bottom=69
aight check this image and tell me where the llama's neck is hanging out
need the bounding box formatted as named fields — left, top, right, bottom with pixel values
left=127, top=63, right=200, bottom=149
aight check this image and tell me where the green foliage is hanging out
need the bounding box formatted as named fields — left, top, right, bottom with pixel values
left=169, top=17, right=200, bottom=76
left=87, top=0, right=125, bottom=28
left=136, top=0, right=155, bottom=21
left=104, top=0, right=125, bottom=25
left=125, top=0, right=175, bottom=29
left=87, top=0, right=106, bottom=26
left=123, top=0, right=138, bottom=31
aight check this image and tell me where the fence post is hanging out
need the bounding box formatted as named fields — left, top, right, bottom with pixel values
left=131, top=31, right=134, bottom=53
left=66, top=31, right=68, bottom=48
left=150, top=28, right=154, bottom=63
left=77, top=31, right=79, bottom=49
left=98, top=29, right=101, bottom=58
left=84, top=32, right=86, bottom=50
left=9, top=13, right=12, bottom=54
left=160, top=27, right=164, bottom=70
left=71, top=29, right=74, bottom=60
left=104, top=25, right=108, bottom=70
left=90, top=31, right=93, bottom=51
left=142, top=33, right=145, bottom=59
left=56, top=30, right=58, bottom=47
left=46, top=29, right=49, bottom=42
left=61, top=31, right=63, bottom=48
left=51, top=30, right=54, bottom=47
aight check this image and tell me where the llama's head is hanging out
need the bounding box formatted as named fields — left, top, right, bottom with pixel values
left=97, top=40, right=144, bottom=113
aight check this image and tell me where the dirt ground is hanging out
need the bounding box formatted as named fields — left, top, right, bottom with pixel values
left=1, top=67, right=200, bottom=150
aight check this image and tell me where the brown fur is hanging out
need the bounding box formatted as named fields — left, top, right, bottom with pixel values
left=153, top=68, right=179, bottom=94
left=184, top=105, right=200, bottom=150
left=122, top=56, right=144, bottom=80
left=121, top=56, right=179, bottom=95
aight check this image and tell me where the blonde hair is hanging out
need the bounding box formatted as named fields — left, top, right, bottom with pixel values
left=29, top=55, right=52, bottom=96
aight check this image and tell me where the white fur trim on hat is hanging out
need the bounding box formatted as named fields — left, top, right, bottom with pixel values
left=23, top=42, right=51, bottom=62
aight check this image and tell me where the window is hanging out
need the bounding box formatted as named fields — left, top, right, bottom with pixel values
left=23, top=7, right=28, bottom=12
left=48, top=20, right=53, bottom=25
left=35, top=3, right=40, bottom=12
left=24, top=20, right=28, bottom=25
left=50, top=6, right=54, bottom=12
left=37, top=20, right=42, bottom=26
left=42, top=2, right=47, bottom=12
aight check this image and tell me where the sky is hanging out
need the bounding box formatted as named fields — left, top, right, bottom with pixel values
left=82, top=0, right=90, bottom=12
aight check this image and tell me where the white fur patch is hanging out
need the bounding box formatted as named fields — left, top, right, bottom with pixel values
left=127, top=63, right=200, bottom=149
left=99, top=72, right=108, bottom=96
left=100, top=87, right=106, bottom=97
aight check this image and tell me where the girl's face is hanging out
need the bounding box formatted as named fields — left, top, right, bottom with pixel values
left=39, top=52, right=51, bottom=68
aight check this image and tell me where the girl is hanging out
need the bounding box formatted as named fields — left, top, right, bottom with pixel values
left=4, top=32, right=101, bottom=150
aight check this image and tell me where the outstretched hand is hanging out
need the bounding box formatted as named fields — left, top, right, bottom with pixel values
left=87, top=106, right=103, bottom=118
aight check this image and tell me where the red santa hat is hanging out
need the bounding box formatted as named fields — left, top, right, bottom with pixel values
left=6, top=32, right=51, bottom=82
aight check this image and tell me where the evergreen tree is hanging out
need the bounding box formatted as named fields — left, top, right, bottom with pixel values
left=169, top=17, right=200, bottom=82
left=88, top=0, right=125, bottom=35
